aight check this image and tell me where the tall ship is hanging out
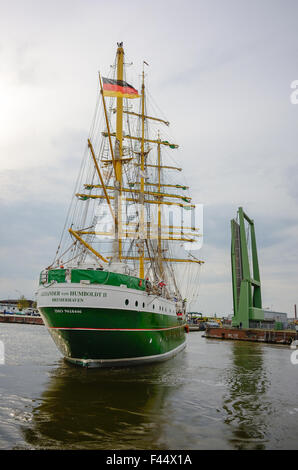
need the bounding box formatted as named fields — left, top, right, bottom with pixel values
left=37, top=43, right=203, bottom=367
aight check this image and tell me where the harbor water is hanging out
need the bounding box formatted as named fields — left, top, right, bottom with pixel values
left=0, top=323, right=297, bottom=450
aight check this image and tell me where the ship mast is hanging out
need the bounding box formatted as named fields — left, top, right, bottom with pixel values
left=114, top=42, right=124, bottom=262
left=63, top=42, right=205, bottom=281
left=157, top=134, right=164, bottom=278
left=139, top=68, right=146, bottom=278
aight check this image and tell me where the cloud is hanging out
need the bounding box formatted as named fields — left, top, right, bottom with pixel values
left=0, top=199, right=66, bottom=297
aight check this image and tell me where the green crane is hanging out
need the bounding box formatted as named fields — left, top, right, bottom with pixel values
left=231, top=207, right=264, bottom=328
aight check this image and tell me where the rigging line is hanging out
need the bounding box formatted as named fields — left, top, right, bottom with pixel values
left=54, top=241, right=77, bottom=265
left=78, top=166, right=97, bottom=232
left=52, top=146, right=88, bottom=265
left=147, top=238, right=161, bottom=284
left=59, top=92, right=103, bottom=258
left=146, top=88, right=169, bottom=124
left=60, top=249, right=83, bottom=266
left=126, top=232, right=137, bottom=258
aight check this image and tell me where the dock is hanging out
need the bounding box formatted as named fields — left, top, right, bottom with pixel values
left=205, top=326, right=297, bottom=345
left=0, top=314, right=44, bottom=325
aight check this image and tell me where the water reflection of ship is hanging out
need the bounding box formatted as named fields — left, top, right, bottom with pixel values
left=222, top=342, right=271, bottom=450
left=22, top=360, right=177, bottom=450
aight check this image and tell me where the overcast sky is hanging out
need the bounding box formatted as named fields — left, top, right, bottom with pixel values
left=0, top=0, right=297, bottom=316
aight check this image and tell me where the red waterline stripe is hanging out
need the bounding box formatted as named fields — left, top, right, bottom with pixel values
left=49, top=325, right=184, bottom=332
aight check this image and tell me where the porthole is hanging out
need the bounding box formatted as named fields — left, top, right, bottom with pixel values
left=125, top=299, right=129, bottom=305
left=135, top=301, right=138, bottom=307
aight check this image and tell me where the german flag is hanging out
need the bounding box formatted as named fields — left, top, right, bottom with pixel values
left=102, top=77, right=140, bottom=99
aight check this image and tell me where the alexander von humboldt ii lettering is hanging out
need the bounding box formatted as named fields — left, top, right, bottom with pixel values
left=37, top=42, right=204, bottom=367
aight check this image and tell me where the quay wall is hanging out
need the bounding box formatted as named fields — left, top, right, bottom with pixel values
left=205, top=327, right=297, bottom=345
left=0, top=314, right=44, bottom=325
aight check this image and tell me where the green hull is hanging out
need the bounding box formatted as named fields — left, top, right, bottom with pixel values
left=39, top=306, right=186, bottom=367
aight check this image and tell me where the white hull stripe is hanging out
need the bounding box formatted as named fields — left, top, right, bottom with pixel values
left=49, top=325, right=184, bottom=332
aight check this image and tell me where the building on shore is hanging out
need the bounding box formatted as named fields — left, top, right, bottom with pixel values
left=249, top=310, right=288, bottom=330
